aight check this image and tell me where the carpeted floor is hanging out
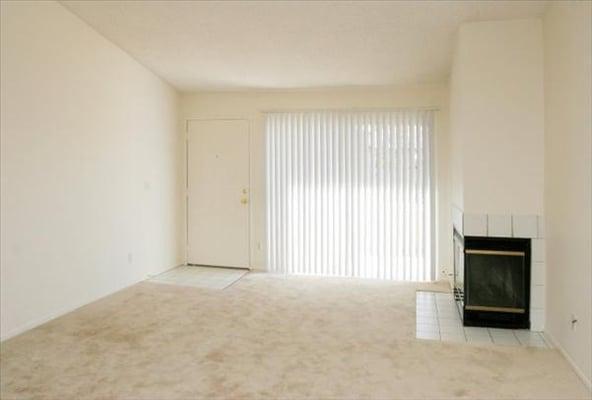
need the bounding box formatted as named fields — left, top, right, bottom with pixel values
left=1, top=273, right=589, bottom=399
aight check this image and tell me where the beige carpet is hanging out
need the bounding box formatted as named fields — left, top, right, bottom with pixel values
left=1, top=273, right=589, bottom=399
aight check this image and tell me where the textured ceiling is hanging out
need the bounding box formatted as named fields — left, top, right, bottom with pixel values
left=61, top=1, right=547, bottom=91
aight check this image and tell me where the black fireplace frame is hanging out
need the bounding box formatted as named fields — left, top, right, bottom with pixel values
left=454, top=233, right=531, bottom=329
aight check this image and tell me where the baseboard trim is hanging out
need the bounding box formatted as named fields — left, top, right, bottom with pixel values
left=544, top=330, right=592, bottom=391
left=0, top=263, right=183, bottom=343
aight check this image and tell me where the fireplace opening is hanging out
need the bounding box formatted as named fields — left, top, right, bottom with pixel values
left=454, top=234, right=531, bottom=329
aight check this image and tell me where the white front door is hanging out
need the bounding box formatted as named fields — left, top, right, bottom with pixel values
left=187, top=119, right=250, bottom=268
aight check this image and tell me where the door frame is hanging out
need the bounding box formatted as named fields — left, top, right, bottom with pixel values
left=185, top=117, right=252, bottom=269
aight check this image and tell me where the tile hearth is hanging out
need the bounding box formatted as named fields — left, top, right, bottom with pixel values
left=416, top=291, right=550, bottom=348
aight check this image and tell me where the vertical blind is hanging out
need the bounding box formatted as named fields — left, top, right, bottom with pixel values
left=266, top=110, right=435, bottom=281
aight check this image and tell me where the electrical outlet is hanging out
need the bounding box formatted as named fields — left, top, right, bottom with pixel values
left=441, top=267, right=453, bottom=278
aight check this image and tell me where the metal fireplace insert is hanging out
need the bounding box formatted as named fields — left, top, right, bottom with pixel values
left=453, top=232, right=530, bottom=329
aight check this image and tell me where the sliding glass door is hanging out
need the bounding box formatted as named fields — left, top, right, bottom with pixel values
left=266, top=110, right=434, bottom=281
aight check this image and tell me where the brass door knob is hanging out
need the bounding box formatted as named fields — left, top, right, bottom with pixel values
left=240, top=197, right=248, bottom=205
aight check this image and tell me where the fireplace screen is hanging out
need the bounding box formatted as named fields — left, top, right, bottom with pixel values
left=465, top=250, right=526, bottom=313
left=454, top=235, right=530, bottom=329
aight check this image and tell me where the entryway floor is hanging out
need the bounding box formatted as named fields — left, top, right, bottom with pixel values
left=149, top=265, right=248, bottom=290
left=416, top=291, right=550, bottom=348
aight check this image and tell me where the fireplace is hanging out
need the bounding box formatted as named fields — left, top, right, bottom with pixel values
left=454, top=232, right=531, bottom=329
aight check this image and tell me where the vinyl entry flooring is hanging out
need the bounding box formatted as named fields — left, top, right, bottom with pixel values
left=149, top=265, right=248, bottom=290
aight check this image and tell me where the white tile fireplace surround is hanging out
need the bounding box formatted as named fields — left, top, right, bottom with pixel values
left=416, top=291, right=550, bottom=348
left=452, top=207, right=545, bottom=331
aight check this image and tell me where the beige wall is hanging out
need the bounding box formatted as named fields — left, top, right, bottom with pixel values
left=448, top=40, right=465, bottom=211
left=181, top=85, right=452, bottom=279
left=450, top=19, right=545, bottom=215
left=543, top=1, right=592, bottom=386
left=0, top=1, right=184, bottom=340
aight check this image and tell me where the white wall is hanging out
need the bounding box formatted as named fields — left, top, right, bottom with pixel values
left=448, top=45, right=465, bottom=212
left=448, top=11, right=591, bottom=385
left=450, top=19, right=545, bottom=215
left=448, top=19, right=548, bottom=332
left=0, top=1, right=184, bottom=340
left=181, top=85, right=452, bottom=279
left=543, top=1, right=592, bottom=386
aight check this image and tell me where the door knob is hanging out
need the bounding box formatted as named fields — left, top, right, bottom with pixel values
left=240, top=197, right=248, bottom=205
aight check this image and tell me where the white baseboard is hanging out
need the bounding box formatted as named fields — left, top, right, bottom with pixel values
left=0, top=263, right=183, bottom=343
left=543, top=331, right=592, bottom=391
left=1, top=284, right=130, bottom=342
